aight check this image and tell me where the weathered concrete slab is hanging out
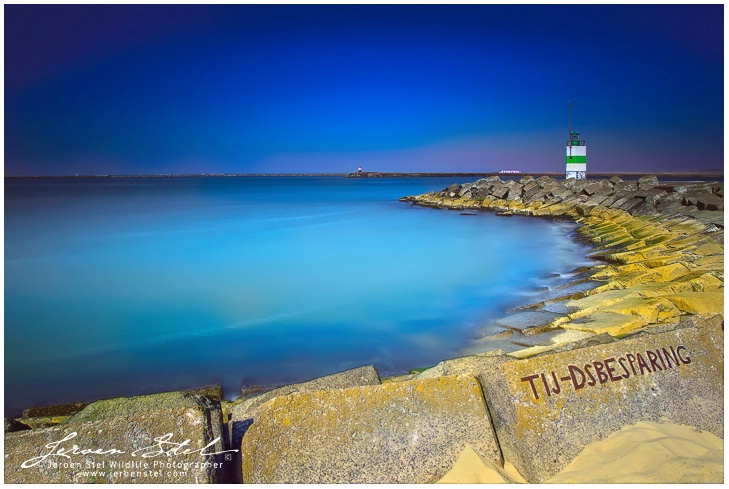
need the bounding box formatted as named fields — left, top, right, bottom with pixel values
left=228, top=364, right=381, bottom=483
left=231, top=365, right=380, bottom=422
left=415, top=350, right=510, bottom=379
left=477, top=320, right=724, bottom=483
left=4, top=417, right=31, bottom=433
left=23, top=401, right=92, bottom=419
left=4, top=391, right=231, bottom=484
left=240, top=374, right=502, bottom=483
left=184, top=384, right=224, bottom=401
left=12, top=415, right=70, bottom=431
left=10, top=384, right=225, bottom=437
left=494, top=310, right=561, bottom=332
left=229, top=366, right=380, bottom=446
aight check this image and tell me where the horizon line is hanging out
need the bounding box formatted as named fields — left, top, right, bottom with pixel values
left=4, top=170, right=725, bottom=179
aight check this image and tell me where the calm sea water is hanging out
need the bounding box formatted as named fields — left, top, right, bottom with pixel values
left=5, top=177, right=594, bottom=415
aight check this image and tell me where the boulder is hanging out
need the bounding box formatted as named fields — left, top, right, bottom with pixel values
left=493, top=311, right=562, bottom=333
left=522, top=181, right=541, bottom=200
left=655, top=191, right=682, bottom=209
left=684, top=193, right=723, bottom=211
left=689, top=210, right=724, bottom=227
left=13, top=416, right=69, bottom=430
left=549, top=186, right=574, bottom=201
left=415, top=350, right=511, bottom=380
left=564, top=178, right=593, bottom=195
left=4, top=391, right=230, bottom=483
left=655, top=203, right=692, bottom=218
left=474, top=187, right=492, bottom=200
left=505, top=183, right=524, bottom=201
left=4, top=418, right=31, bottom=433
left=23, top=401, right=91, bottom=419
left=613, top=181, right=638, bottom=193
left=445, top=183, right=461, bottom=198
left=635, top=188, right=667, bottom=206
left=536, top=176, right=557, bottom=189
left=583, top=193, right=613, bottom=207
left=684, top=183, right=716, bottom=194
left=519, top=175, right=536, bottom=185
left=528, top=189, right=550, bottom=202
left=563, top=311, right=649, bottom=336
left=631, top=201, right=659, bottom=216
left=563, top=178, right=578, bottom=190
left=476, top=176, right=501, bottom=188
left=617, top=198, right=645, bottom=213
left=665, top=292, right=724, bottom=316
left=676, top=315, right=724, bottom=363
left=230, top=365, right=380, bottom=446
left=185, top=384, right=224, bottom=401
left=537, top=333, right=616, bottom=356
left=637, top=175, right=659, bottom=190
left=581, top=180, right=613, bottom=197
left=490, top=184, right=509, bottom=200
left=240, top=375, right=502, bottom=484
left=229, top=365, right=381, bottom=483
left=600, top=296, right=681, bottom=324
left=603, top=190, right=638, bottom=209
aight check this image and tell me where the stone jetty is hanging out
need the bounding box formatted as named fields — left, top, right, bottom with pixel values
left=4, top=175, right=723, bottom=483
left=400, top=175, right=723, bottom=339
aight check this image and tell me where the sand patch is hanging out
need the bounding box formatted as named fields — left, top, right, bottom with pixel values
left=436, top=445, right=527, bottom=484
left=547, top=421, right=724, bottom=483
left=438, top=421, right=723, bottom=484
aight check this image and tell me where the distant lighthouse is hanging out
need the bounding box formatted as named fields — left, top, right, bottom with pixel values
left=565, top=103, right=586, bottom=180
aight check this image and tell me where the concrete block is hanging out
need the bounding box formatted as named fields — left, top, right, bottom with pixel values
left=477, top=325, right=724, bottom=482
left=240, top=375, right=501, bottom=483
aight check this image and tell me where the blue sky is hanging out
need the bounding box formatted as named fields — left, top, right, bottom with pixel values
left=4, top=4, right=724, bottom=176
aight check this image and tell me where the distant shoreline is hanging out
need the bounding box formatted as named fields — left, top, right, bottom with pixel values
left=5, top=171, right=725, bottom=180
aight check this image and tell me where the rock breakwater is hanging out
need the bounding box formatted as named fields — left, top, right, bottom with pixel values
left=401, top=175, right=723, bottom=340
left=5, top=175, right=723, bottom=484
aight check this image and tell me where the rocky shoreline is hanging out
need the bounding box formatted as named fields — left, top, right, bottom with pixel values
left=400, top=175, right=723, bottom=339
left=4, top=175, right=723, bottom=483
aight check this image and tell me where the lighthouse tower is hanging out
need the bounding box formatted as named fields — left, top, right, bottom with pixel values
left=565, top=103, right=586, bottom=180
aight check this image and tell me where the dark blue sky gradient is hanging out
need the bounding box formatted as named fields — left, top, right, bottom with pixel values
left=5, top=5, right=724, bottom=176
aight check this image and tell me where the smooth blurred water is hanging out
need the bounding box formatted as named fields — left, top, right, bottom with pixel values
left=4, top=176, right=594, bottom=415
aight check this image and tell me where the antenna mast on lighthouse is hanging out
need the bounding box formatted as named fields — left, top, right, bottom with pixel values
left=567, top=101, right=575, bottom=158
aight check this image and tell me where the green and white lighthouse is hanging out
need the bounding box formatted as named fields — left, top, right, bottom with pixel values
left=565, top=103, right=586, bottom=180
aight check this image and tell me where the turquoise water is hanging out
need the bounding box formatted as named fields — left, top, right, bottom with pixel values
left=4, top=177, right=594, bottom=415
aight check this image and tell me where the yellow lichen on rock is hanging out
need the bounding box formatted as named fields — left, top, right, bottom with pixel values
left=240, top=374, right=502, bottom=484
left=402, top=177, right=723, bottom=483
left=694, top=242, right=724, bottom=256
left=693, top=254, right=724, bottom=269
left=564, top=290, right=645, bottom=319
left=600, top=296, right=681, bottom=324
left=561, top=199, right=724, bottom=337
left=561, top=311, right=648, bottom=336
left=405, top=177, right=723, bottom=341
left=665, top=292, right=725, bottom=315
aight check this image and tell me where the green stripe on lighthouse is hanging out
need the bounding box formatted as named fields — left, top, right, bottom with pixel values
left=566, top=156, right=586, bottom=163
